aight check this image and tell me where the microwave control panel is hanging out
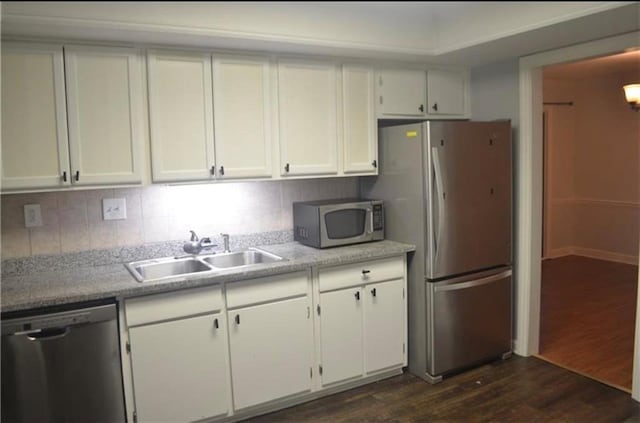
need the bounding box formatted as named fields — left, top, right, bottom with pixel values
left=372, top=204, right=384, bottom=231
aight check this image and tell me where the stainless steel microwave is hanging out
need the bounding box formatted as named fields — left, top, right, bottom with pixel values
left=293, top=199, right=384, bottom=248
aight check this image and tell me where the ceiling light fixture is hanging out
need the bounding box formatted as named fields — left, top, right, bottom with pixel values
left=623, top=84, right=640, bottom=111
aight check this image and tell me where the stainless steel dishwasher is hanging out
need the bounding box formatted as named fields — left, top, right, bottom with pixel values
left=1, top=301, right=126, bottom=422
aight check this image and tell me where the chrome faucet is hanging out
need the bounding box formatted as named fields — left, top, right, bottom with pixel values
left=221, top=233, right=231, bottom=253
left=183, top=230, right=217, bottom=255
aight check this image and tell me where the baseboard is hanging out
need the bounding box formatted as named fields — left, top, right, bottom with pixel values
left=545, top=247, right=574, bottom=259
left=545, top=246, right=638, bottom=266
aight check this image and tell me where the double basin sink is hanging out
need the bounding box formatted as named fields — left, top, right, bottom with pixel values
left=125, top=248, right=285, bottom=283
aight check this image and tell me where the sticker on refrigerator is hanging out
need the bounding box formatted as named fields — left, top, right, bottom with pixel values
left=406, top=131, right=418, bottom=138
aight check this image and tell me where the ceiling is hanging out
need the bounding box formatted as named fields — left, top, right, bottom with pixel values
left=544, top=50, right=640, bottom=79
left=2, top=2, right=639, bottom=67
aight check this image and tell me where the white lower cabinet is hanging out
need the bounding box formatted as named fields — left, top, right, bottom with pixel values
left=363, top=279, right=405, bottom=373
left=318, top=287, right=363, bottom=385
left=123, top=256, right=406, bottom=422
left=124, top=285, right=231, bottom=423
left=225, top=271, right=313, bottom=410
left=228, top=297, right=313, bottom=409
left=128, top=313, right=229, bottom=422
left=317, top=256, right=407, bottom=387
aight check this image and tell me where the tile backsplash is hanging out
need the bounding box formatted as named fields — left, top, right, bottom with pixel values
left=1, top=178, right=359, bottom=259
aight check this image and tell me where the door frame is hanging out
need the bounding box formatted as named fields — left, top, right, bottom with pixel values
left=515, top=31, right=640, bottom=400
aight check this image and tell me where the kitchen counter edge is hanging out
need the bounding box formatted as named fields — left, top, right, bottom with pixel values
left=1, top=240, right=416, bottom=313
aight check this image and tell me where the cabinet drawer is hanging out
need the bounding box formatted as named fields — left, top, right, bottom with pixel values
left=226, top=271, right=308, bottom=309
left=318, top=256, right=404, bottom=292
left=125, top=284, right=223, bottom=327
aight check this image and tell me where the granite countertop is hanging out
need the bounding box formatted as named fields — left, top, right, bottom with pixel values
left=1, top=240, right=415, bottom=313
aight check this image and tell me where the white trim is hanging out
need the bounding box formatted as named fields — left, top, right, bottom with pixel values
left=518, top=30, right=640, bottom=400
left=634, top=247, right=640, bottom=402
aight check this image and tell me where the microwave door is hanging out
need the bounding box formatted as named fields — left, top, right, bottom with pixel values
left=320, top=205, right=371, bottom=247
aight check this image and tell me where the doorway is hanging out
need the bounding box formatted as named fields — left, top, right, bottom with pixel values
left=538, top=53, right=640, bottom=392
left=516, top=32, right=640, bottom=400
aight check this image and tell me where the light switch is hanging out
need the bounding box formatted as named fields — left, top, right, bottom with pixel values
left=102, top=198, right=127, bottom=220
left=24, top=204, right=43, bottom=227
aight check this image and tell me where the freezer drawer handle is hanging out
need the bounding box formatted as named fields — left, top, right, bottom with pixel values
left=433, top=270, right=512, bottom=293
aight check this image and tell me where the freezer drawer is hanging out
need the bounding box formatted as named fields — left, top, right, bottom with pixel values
left=427, top=268, right=512, bottom=377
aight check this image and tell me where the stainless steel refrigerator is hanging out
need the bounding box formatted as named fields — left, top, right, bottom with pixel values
left=361, top=120, right=512, bottom=383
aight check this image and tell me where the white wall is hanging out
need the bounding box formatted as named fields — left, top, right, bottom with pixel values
left=544, top=71, right=640, bottom=264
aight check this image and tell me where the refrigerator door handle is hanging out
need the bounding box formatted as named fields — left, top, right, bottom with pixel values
left=431, top=147, right=446, bottom=266
left=433, top=269, right=512, bottom=292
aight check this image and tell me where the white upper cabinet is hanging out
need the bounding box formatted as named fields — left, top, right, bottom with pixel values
left=64, top=45, right=145, bottom=185
left=147, top=50, right=216, bottom=182
left=376, top=69, right=426, bottom=117
left=426, top=69, right=468, bottom=116
left=278, top=60, right=338, bottom=176
left=212, top=55, right=272, bottom=179
left=2, top=43, right=145, bottom=191
left=376, top=68, right=470, bottom=119
left=342, top=66, right=377, bottom=174
left=1, top=42, right=70, bottom=190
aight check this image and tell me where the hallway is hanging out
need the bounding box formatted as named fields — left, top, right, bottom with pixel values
left=539, top=255, right=638, bottom=391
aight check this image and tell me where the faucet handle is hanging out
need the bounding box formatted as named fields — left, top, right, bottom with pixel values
left=189, top=230, right=199, bottom=241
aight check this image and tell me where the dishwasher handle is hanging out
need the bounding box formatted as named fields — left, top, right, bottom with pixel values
left=25, top=326, right=71, bottom=341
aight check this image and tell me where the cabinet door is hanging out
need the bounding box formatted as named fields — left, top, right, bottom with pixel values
left=319, top=287, right=363, bottom=385
left=129, top=313, right=229, bottom=422
left=426, top=69, right=466, bottom=116
left=147, top=51, right=215, bottom=182
left=342, top=66, right=377, bottom=174
left=377, top=69, right=426, bottom=117
left=1, top=42, right=70, bottom=190
left=364, top=279, right=405, bottom=373
left=228, top=297, right=312, bottom=410
left=278, top=60, right=338, bottom=176
left=64, top=46, right=145, bottom=185
left=213, top=55, right=272, bottom=179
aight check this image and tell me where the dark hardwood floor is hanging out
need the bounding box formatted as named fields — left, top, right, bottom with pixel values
left=540, top=255, right=638, bottom=391
left=242, top=356, right=640, bottom=422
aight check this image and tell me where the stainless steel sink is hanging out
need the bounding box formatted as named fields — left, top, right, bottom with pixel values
left=201, top=249, right=284, bottom=269
left=125, top=257, right=212, bottom=283
left=125, top=248, right=285, bottom=282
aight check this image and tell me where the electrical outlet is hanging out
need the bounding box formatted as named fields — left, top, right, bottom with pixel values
left=102, top=198, right=127, bottom=221
left=24, top=204, right=43, bottom=227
